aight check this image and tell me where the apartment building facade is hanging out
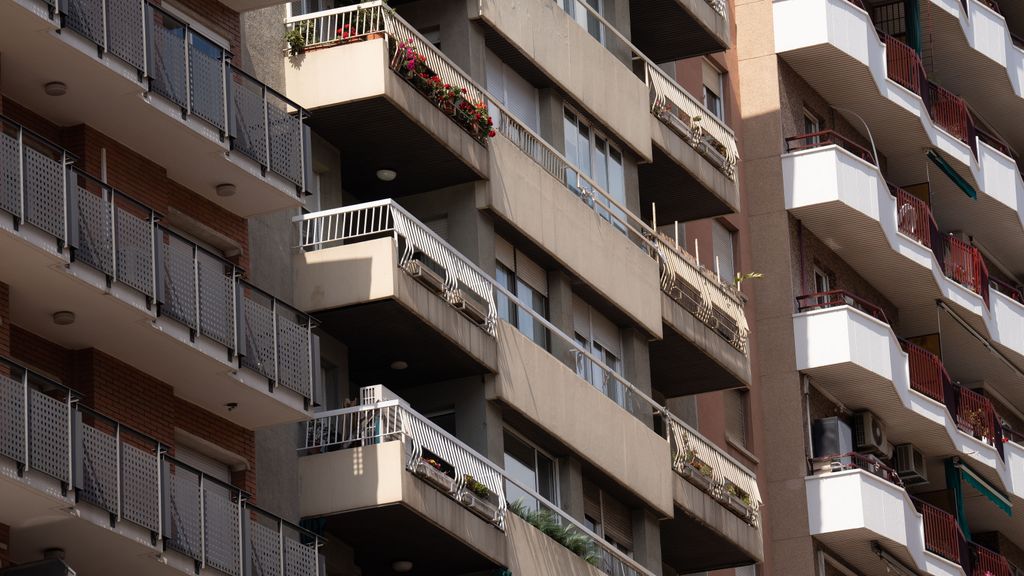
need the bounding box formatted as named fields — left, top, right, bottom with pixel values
left=0, top=0, right=765, bottom=575
left=741, top=0, right=1024, bottom=574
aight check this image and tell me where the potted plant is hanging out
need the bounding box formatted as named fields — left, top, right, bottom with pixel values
left=965, top=408, right=988, bottom=441
left=460, top=474, right=500, bottom=523
left=412, top=455, right=456, bottom=493
left=724, top=483, right=753, bottom=518
left=508, top=501, right=599, bottom=566
left=284, top=23, right=308, bottom=55
left=679, top=450, right=715, bottom=492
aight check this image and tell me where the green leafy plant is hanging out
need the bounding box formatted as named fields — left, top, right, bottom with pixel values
left=725, top=483, right=752, bottom=507
left=464, top=474, right=490, bottom=498
left=734, top=271, right=764, bottom=291
left=284, top=23, right=308, bottom=54
left=508, top=500, right=599, bottom=565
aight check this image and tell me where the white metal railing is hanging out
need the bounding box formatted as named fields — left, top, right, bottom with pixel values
left=284, top=4, right=664, bottom=259
left=303, top=399, right=507, bottom=528
left=656, top=234, right=749, bottom=353
left=669, top=416, right=761, bottom=525
left=553, top=0, right=738, bottom=177
left=297, top=199, right=498, bottom=335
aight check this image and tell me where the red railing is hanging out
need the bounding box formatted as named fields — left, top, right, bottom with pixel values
left=901, top=341, right=951, bottom=404
left=977, top=128, right=1011, bottom=157
left=915, top=500, right=964, bottom=565
left=884, top=34, right=927, bottom=99
left=989, top=277, right=1024, bottom=304
left=928, top=82, right=977, bottom=154
left=784, top=130, right=876, bottom=164
left=795, top=290, right=889, bottom=323
left=973, top=543, right=1013, bottom=576
left=809, top=452, right=903, bottom=485
left=955, top=386, right=1003, bottom=452
left=944, top=236, right=990, bottom=306
left=892, top=185, right=935, bottom=247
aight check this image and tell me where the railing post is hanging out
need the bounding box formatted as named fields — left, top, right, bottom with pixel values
left=150, top=210, right=158, bottom=308
left=115, top=421, right=123, bottom=520
left=22, top=368, right=30, bottom=473
left=192, top=243, right=200, bottom=339
left=198, top=472, right=206, bottom=570
left=261, top=85, right=270, bottom=170
left=110, top=189, right=119, bottom=284
left=16, top=123, right=24, bottom=227
left=271, top=298, right=280, bottom=386
left=277, top=518, right=285, bottom=576
left=183, top=28, right=193, bottom=118
left=65, top=390, right=73, bottom=492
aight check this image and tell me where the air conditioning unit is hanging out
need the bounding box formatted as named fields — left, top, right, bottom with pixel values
left=853, top=411, right=887, bottom=455
left=894, top=443, right=929, bottom=486
left=360, top=385, right=400, bottom=405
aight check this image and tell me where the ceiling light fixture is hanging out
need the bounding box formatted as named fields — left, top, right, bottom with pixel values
left=44, top=82, right=67, bottom=97
left=52, top=311, right=75, bottom=326
left=216, top=183, right=237, bottom=197
left=391, top=560, right=413, bottom=573
left=389, top=360, right=409, bottom=371
left=376, top=169, right=398, bottom=182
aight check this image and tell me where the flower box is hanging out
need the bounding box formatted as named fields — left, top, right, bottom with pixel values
left=451, top=290, right=489, bottom=325
left=403, top=259, right=445, bottom=294
left=460, top=491, right=500, bottom=524
left=680, top=462, right=714, bottom=494
left=724, top=493, right=753, bottom=519
left=412, top=457, right=456, bottom=493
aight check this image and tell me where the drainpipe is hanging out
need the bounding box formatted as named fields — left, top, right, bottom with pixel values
left=830, top=106, right=878, bottom=166
left=798, top=220, right=806, bottom=297
left=802, top=374, right=814, bottom=471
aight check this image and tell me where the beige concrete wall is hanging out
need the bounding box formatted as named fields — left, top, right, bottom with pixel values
left=651, top=117, right=740, bottom=213
left=661, top=293, right=752, bottom=386
left=490, top=321, right=674, bottom=516
left=479, top=136, right=663, bottom=338
left=476, top=0, right=653, bottom=161
left=673, top=474, right=764, bottom=562
left=505, top=513, right=608, bottom=576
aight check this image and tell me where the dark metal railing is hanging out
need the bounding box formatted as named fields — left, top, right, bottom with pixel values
left=809, top=452, right=903, bottom=485
left=785, top=130, right=875, bottom=164
left=0, top=114, right=319, bottom=405
left=795, top=290, right=889, bottom=323
left=58, top=0, right=310, bottom=193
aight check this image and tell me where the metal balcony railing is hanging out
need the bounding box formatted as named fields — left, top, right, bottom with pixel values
left=297, top=201, right=762, bottom=521
left=669, top=416, right=761, bottom=525
left=795, top=290, right=889, bottom=323
left=809, top=452, right=904, bottom=485
left=59, top=1, right=310, bottom=192
left=784, top=130, right=875, bottom=164
left=0, top=115, right=320, bottom=405
left=656, top=234, right=749, bottom=354
left=0, top=356, right=322, bottom=576
left=916, top=500, right=965, bottom=565
left=300, top=389, right=655, bottom=576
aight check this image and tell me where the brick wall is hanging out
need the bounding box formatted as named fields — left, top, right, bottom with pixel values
left=6, top=328, right=258, bottom=496
left=2, top=99, right=250, bottom=269
left=789, top=215, right=899, bottom=323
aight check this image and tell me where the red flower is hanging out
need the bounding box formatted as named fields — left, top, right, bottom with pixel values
left=488, top=130, right=496, bottom=138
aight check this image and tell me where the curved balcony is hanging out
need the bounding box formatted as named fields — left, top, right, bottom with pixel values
left=774, top=0, right=1024, bottom=273
left=4, top=0, right=309, bottom=217
left=783, top=142, right=1024, bottom=405
left=0, top=115, right=319, bottom=428
left=0, top=356, right=321, bottom=576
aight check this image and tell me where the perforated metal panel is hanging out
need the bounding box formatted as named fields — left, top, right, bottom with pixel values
left=161, top=234, right=197, bottom=330
left=0, top=132, right=21, bottom=218
left=203, top=483, right=240, bottom=575
left=79, top=422, right=119, bottom=514
left=165, top=462, right=203, bottom=561
left=231, top=75, right=267, bottom=165
left=115, top=206, right=154, bottom=297
left=0, top=375, right=25, bottom=465
left=241, top=296, right=275, bottom=379
left=63, top=0, right=105, bottom=47
left=197, top=252, right=234, bottom=348
left=188, top=33, right=226, bottom=130
left=267, top=98, right=303, bottom=186
left=108, top=0, right=146, bottom=71
left=23, top=146, right=65, bottom=240
left=276, top=315, right=310, bottom=399
left=283, top=538, right=317, bottom=576
left=29, top=389, right=69, bottom=482
left=150, top=11, right=188, bottom=109
left=122, top=441, right=160, bottom=531
left=76, top=187, right=113, bottom=276
left=249, top=518, right=281, bottom=576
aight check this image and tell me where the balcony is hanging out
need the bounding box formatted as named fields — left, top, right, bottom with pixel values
left=662, top=418, right=762, bottom=572
left=283, top=5, right=488, bottom=197
left=0, top=356, right=321, bottom=576
left=783, top=140, right=1024, bottom=382
left=651, top=234, right=751, bottom=394
left=294, top=200, right=498, bottom=386
left=2, top=0, right=309, bottom=217
left=628, top=0, right=730, bottom=62
left=299, top=388, right=653, bottom=576
left=775, top=0, right=1024, bottom=272
left=0, top=115, right=319, bottom=428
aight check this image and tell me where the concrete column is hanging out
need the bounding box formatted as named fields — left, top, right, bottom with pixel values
left=547, top=270, right=577, bottom=371
left=537, top=89, right=566, bottom=151
left=557, top=455, right=585, bottom=522
left=631, top=508, right=664, bottom=576
left=622, top=327, right=654, bottom=426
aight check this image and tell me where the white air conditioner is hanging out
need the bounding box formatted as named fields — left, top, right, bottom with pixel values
left=853, top=411, right=887, bottom=455
left=894, top=443, right=929, bottom=486
left=360, top=385, right=400, bottom=405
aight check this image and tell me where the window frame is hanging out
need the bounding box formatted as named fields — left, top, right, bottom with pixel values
left=563, top=106, right=627, bottom=228
left=503, top=428, right=560, bottom=508
left=702, top=58, right=725, bottom=121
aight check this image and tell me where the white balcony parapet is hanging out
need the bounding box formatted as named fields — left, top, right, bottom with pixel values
left=300, top=388, right=656, bottom=576
left=0, top=356, right=322, bottom=576
left=296, top=201, right=762, bottom=516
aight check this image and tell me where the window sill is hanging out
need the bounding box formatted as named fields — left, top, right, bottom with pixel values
left=726, top=437, right=759, bottom=466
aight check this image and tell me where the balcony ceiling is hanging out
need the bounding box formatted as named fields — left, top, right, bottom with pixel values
left=322, top=505, right=500, bottom=576
left=629, top=0, right=729, bottom=62
left=640, top=146, right=738, bottom=222
left=316, top=300, right=492, bottom=388
left=308, top=98, right=482, bottom=199
left=651, top=321, right=749, bottom=395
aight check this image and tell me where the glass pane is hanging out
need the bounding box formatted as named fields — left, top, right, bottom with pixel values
left=574, top=333, right=591, bottom=382
left=537, top=452, right=557, bottom=504
left=564, top=111, right=580, bottom=189
left=496, top=264, right=515, bottom=324
left=515, top=279, right=537, bottom=344
left=608, top=148, right=626, bottom=233
left=505, top=432, right=538, bottom=510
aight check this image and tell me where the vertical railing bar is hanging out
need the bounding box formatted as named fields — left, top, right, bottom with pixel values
left=271, top=299, right=279, bottom=386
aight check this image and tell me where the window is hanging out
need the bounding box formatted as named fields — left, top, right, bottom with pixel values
left=287, top=0, right=351, bottom=17
left=496, top=237, right=549, bottom=349
left=573, top=296, right=625, bottom=405
left=583, top=478, right=634, bottom=558
left=725, top=389, right=750, bottom=448
left=557, top=0, right=604, bottom=43
left=712, top=220, right=736, bottom=283
left=803, top=109, right=821, bottom=145
left=486, top=49, right=540, bottom=133
left=563, top=108, right=627, bottom=231
left=702, top=60, right=725, bottom=121
left=504, top=430, right=558, bottom=511
left=813, top=267, right=830, bottom=295
left=425, top=409, right=456, bottom=436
